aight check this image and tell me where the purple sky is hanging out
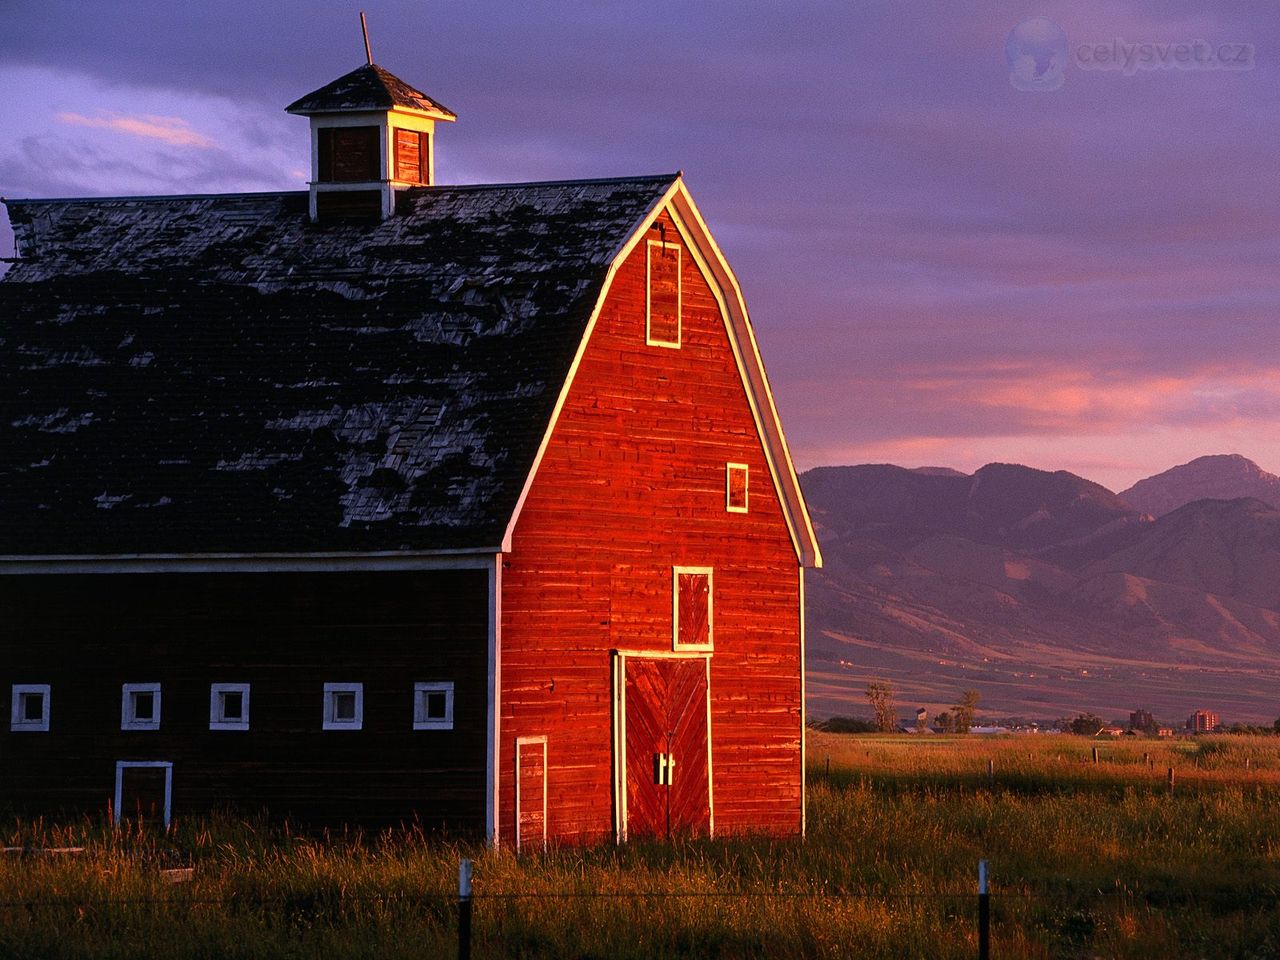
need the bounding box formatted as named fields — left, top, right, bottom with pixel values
left=2, top=1, right=1277, bottom=491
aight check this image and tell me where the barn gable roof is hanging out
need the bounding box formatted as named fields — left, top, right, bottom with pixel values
left=0, top=176, right=674, bottom=556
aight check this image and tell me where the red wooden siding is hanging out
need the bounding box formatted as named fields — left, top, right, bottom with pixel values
left=501, top=209, right=803, bottom=844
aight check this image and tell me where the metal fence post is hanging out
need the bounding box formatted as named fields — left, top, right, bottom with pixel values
left=978, top=859, right=990, bottom=960
left=458, top=858, right=473, bottom=960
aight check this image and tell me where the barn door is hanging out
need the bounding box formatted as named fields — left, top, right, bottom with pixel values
left=114, top=761, right=173, bottom=829
left=515, top=736, right=547, bottom=851
left=617, top=656, right=711, bottom=840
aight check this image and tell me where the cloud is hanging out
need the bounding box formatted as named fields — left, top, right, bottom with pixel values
left=55, top=111, right=214, bottom=148
left=2, top=2, right=1278, bottom=489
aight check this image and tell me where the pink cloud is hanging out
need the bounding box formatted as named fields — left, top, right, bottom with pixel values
left=55, top=111, right=213, bottom=148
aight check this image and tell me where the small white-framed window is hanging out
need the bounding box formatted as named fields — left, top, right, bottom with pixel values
left=672, top=566, right=714, bottom=651
left=413, top=682, right=455, bottom=730
left=726, top=462, right=749, bottom=513
left=10, top=684, right=50, bottom=732
left=323, top=682, right=363, bottom=731
left=121, top=682, right=162, bottom=731
left=209, top=682, right=251, bottom=731
left=645, top=238, right=682, bottom=348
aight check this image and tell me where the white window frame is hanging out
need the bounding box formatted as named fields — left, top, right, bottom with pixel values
left=114, top=760, right=173, bottom=828
left=209, top=682, right=251, bottom=731
left=323, top=682, right=364, bottom=731
left=413, top=681, right=455, bottom=730
left=645, top=239, right=682, bottom=348
left=726, top=462, right=749, bottom=513
left=672, top=566, right=715, bottom=652
left=121, top=682, right=162, bottom=731
left=10, top=684, right=50, bottom=732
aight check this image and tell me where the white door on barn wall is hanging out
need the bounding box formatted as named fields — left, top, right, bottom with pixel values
left=114, top=761, right=172, bottom=829
left=514, top=735, right=547, bottom=850
left=611, top=651, right=712, bottom=842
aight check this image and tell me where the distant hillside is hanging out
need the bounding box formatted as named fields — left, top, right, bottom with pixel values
left=804, top=458, right=1280, bottom=725
left=1120, top=454, right=1280, bottom=517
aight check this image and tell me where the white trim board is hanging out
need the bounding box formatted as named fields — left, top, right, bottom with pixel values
left=672, top=566, right=714, bottom=652
left=644, top=239, right=683, bottom=348
left=799, top=566, right=807, bottom=838
left=486, top=555, right=502, bottom=846
left=0, top=550, right=499, bottom=575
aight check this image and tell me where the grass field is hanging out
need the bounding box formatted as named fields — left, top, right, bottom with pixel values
left=3, top=733, right=1280, bottom=958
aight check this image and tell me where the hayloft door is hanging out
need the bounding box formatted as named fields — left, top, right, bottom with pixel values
left=616, top=655, right=711, bottom=840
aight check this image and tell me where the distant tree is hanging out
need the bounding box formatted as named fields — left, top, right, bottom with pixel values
left=1275, top=716, right=1280, bottom=734
left=951, top=689, right=981, bottom=733
left=934, top=711, right=954, bottom=733
left=1069, top=713, right=1105, bottom=736
left=819, top=715, right=877, bottom=734
left=865, top=681, right=897, bottom=733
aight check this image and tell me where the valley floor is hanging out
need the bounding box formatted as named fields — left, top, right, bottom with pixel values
left=3, top=732, right=1279, bottom=958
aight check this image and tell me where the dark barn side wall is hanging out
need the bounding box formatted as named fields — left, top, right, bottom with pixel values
left=0, top=569, right=488, bottom=829
left=501, top=210, right=803, bottom=845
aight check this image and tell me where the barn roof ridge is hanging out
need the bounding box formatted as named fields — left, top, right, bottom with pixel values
left=4, top=173, right=682, bottom=208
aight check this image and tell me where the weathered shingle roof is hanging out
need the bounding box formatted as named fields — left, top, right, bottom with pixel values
left=0, top=175, right=675, bottom=555
left=284, top=63, right=456, bottom=119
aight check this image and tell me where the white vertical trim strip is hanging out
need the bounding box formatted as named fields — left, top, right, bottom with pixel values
left=611, top=651, right=630, bottom=843
left=486, top=555, right=502, bottom=846
left=705, top=654, right=715, bottom=838
left=799, top=565, right=807, bottom=838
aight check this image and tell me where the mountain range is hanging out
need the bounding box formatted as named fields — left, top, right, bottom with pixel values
left=802, top=455, right=1280, bottom=725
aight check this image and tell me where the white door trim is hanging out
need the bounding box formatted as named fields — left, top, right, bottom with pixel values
left=114, top=760, right=173, bottom=829
left=514, top=735, right=548, bottom=851
left=610, top=650, right=713, bottom=844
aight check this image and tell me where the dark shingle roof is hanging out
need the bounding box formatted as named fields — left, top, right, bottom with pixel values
left=284, top=63, right=456, bottom=119
left=0, top=175, right=676, bottom=555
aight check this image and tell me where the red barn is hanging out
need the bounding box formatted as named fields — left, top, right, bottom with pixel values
left=0, top=62, right=821, bottom=845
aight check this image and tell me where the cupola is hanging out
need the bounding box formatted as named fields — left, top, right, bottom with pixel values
left=285, top=61, right=456, bottom=222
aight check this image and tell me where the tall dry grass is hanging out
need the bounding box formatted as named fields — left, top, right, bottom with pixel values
left=2, top=733, right=1278, bottom=958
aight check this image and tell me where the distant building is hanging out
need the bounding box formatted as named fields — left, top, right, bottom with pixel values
left=1187, top=710, right=1220, bottom=733
left=1130, top=709, right=1155, bottom=733
left=915, top=707, right=929, bottom=732
left=1157, top=727, right=1175, bottom=738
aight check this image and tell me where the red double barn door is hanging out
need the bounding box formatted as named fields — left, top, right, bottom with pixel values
left=621, top=656, right=711, bottom=839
